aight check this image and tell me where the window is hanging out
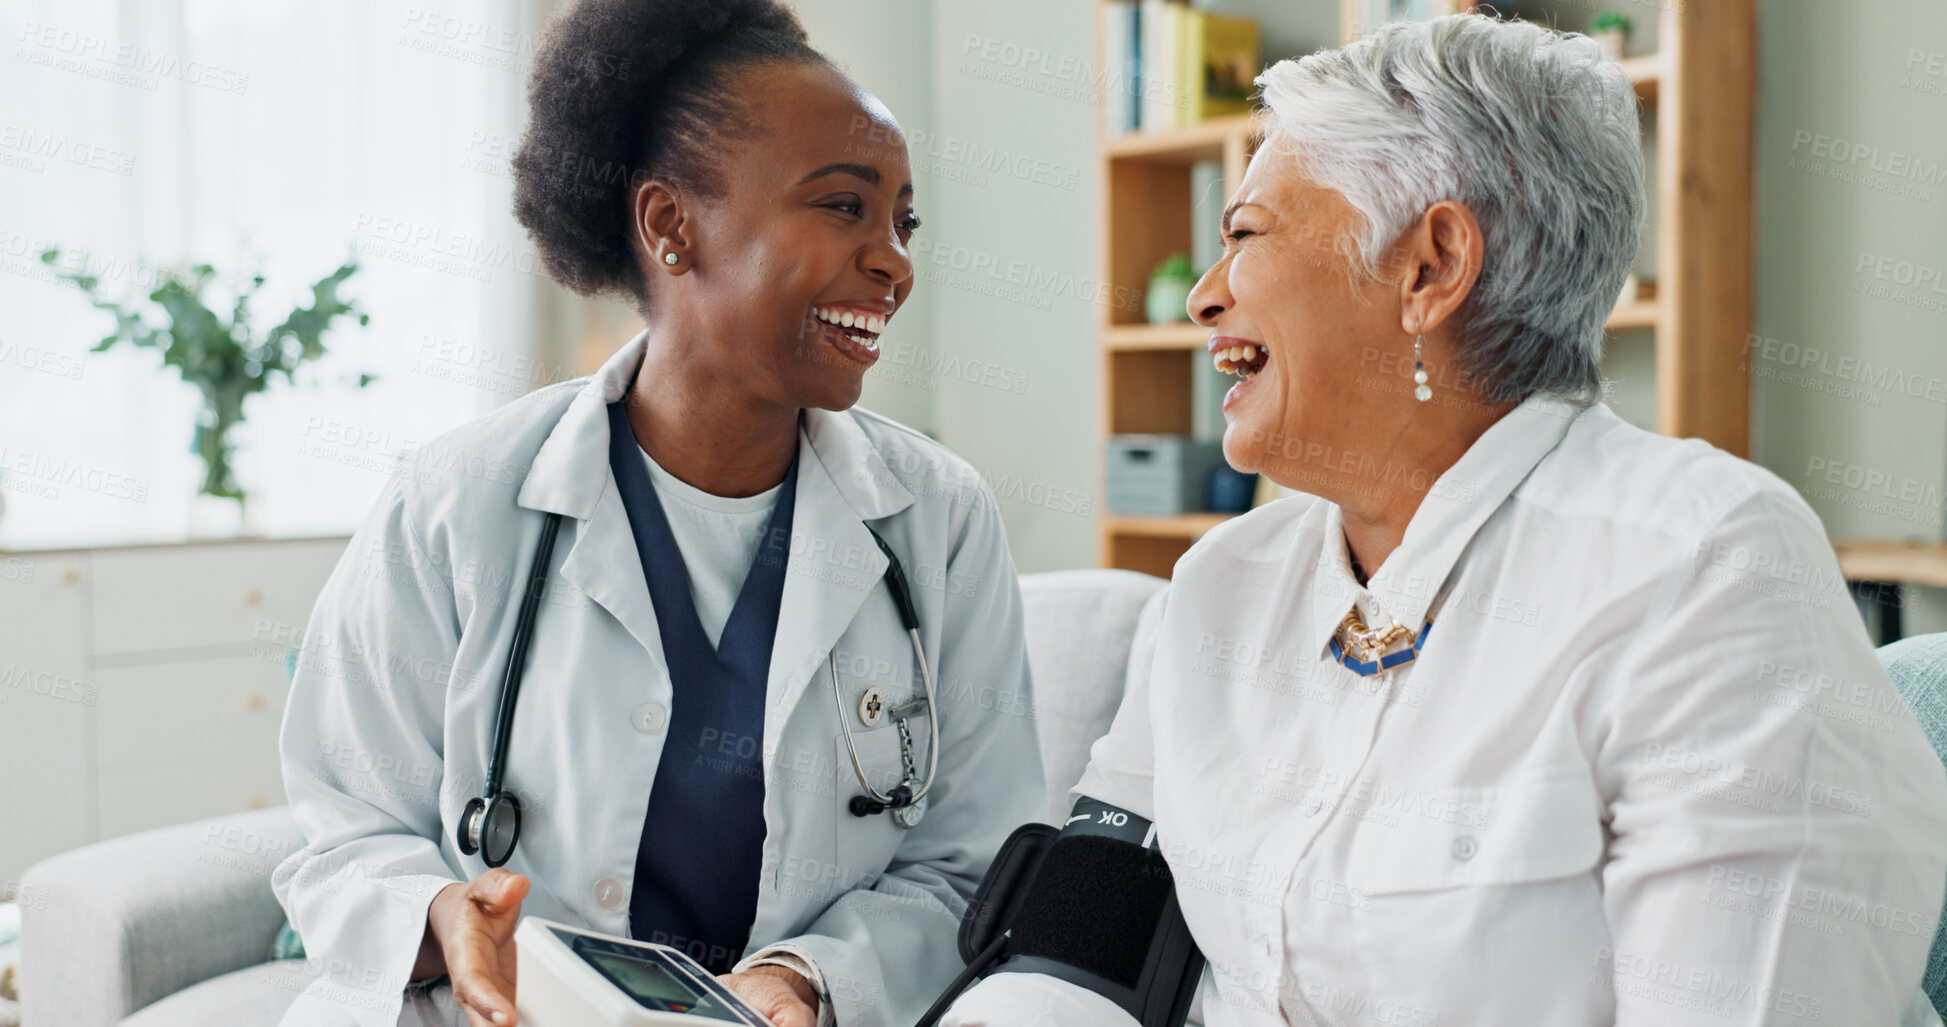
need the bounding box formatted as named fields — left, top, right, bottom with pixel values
left=0, top=0, right=555, bottom=547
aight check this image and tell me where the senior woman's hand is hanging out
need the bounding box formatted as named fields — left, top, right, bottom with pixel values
left=718, top=964, right=819, bottom=1027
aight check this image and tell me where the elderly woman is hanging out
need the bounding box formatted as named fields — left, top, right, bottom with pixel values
left=946, top=14, right=1947, bottom=1027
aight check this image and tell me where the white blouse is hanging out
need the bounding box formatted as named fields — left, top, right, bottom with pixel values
left=949, top=396, right=1947, bottom=1026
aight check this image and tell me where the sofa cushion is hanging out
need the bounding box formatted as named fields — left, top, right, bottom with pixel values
left=1019, top=569, right=1167, bottom=824
left=117, top=960, right=301, bottom=1027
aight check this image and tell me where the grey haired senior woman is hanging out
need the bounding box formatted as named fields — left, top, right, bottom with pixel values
left=946, top=14, right=1947, bottom=1027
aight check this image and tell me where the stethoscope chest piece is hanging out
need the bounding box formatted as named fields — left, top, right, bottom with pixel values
left=458, top=792, right=523, bottom=869
left=893, top=795, right=927, bottom=829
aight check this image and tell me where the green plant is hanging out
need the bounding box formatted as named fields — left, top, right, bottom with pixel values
left=1590, top=11, right=1634, bottom=35
left=41, top=250, right=374, bottom=501
left=1152, top=252, right=1197, bottom=281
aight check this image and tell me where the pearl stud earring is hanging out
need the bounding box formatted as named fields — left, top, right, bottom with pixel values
left=664, top=252, right=679, bottom=266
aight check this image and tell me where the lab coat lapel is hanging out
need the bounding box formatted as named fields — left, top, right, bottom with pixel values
left=562, top=483, right=665, bottom=674
left=517, top=330, right=665, bottom=673
left=762, top=409, right=916, bottom=759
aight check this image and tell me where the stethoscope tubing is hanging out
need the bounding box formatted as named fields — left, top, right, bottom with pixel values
left=485, top=510, right=564, bottom=798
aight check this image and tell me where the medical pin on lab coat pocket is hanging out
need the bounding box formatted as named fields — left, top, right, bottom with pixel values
left=858, top=685, right=886, bottom=728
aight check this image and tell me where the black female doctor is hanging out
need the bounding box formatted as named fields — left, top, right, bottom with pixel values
left=270, top=3, right=1045, bottom=1026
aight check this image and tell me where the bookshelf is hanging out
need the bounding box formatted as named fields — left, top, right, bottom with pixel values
left=1094, top=0, right=1755, bottom=578
left=1833, top=540, right=1947, bottom=645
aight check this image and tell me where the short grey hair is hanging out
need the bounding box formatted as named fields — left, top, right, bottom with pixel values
left=1256, top=14, right=1644, bottom=404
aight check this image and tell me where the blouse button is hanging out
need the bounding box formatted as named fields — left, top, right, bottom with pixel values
left=1451, top=836, right=1478, bottom=861
left=593, top=877, right=626, bottom=909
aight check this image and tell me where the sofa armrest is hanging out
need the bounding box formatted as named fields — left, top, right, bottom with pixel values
left=19, top=807, right=303, bottom=1027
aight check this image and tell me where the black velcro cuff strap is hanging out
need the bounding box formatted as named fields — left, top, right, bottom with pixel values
left=1002, top=835, right=1175, bottom=990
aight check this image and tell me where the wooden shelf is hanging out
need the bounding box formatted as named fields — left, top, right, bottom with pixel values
left=1606, top=299, right=1661, bottom=331
left=1834, top=541, right=1947, bottom=589
left=1103, top=114, right=1258, bottom=164
left=1096, top=0, right=1752, bottom=578
left=1103, top=513, right=1236, bottom=539
left=1618, top=54, right=1662, bottom=103
left=1104, top=323, right=1207, bottom=351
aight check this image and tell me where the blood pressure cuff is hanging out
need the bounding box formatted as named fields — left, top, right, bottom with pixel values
left=947, top=797, right=1204, bottom=1027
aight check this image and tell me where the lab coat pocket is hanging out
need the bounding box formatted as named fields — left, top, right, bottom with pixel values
left=1342, top=770, right=1605, bottom=896
left=830, top=722, right=930, bottom=889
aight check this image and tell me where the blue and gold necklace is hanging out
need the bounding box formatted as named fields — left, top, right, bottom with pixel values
left=1329, top=552, right=1433, bottom=676
left=1327, top=607, right=1432, bottom=677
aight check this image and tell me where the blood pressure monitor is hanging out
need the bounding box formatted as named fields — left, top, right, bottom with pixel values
left=514, top=918, right=770, bottom=1026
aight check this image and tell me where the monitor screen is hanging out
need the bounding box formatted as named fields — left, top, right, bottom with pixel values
left=563, top=932, right=753, bottom=1022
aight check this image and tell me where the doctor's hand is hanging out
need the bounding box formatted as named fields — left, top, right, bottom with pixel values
left=717, top=964, right=819, bottom=1027
left=423, top=869, right=530, bottom=1026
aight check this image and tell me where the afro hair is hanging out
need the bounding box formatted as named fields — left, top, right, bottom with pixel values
left=511, top=0, right=829, bottom=301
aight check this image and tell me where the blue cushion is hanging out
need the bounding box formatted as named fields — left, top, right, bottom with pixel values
left=270, top=919, right=305, bottom=962
left=1878, top=633, right=1947, bottom=1011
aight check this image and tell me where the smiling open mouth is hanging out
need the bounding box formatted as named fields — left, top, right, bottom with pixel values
left=814, top=305, right=885, bottom=345
left=1212, top=342, right=1268, bottom=379
left=810, top=304, right=888, bottom=367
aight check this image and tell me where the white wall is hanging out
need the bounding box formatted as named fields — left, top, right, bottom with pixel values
left=921, top=2, right=1101, bottom=572
left=790, top=0, right=940, bottom=436
left=797, top=0, right=1104, bottom=571
left=1751, top=0, right=1947, bottom=632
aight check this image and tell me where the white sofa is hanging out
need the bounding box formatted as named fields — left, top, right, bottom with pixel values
left=19, top=569, right=1167, bottom=1026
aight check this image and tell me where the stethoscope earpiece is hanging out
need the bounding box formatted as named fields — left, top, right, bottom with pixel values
left=848, top=783, right=917, bottom=819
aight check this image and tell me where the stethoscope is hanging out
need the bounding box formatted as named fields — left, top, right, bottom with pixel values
left=834, top=529, right=940, bottom=831
left=457, top=511, right=940, bottom=869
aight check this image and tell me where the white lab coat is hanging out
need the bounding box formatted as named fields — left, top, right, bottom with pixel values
left=272, top=331, right=1046, bottom=1026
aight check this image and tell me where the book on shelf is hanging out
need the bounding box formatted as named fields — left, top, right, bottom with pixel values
left=1101, top=1, right=1138, bottom=136
left=1139, top=0, right=1181, bottom=133
left=1182, top=7, right=1259, bottom=124
left=1102, top=1, right=1260, bottom=136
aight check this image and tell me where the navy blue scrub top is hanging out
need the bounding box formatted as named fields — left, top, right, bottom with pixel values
left=605, top=399, right=796, bottom=975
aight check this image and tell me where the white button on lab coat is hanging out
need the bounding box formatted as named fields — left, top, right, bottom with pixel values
left=630, top=701, right=668, bottom=734
left=948, top=396, right=1947, bottom=1027
left=273, top=330, right=1045, bottom=1026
